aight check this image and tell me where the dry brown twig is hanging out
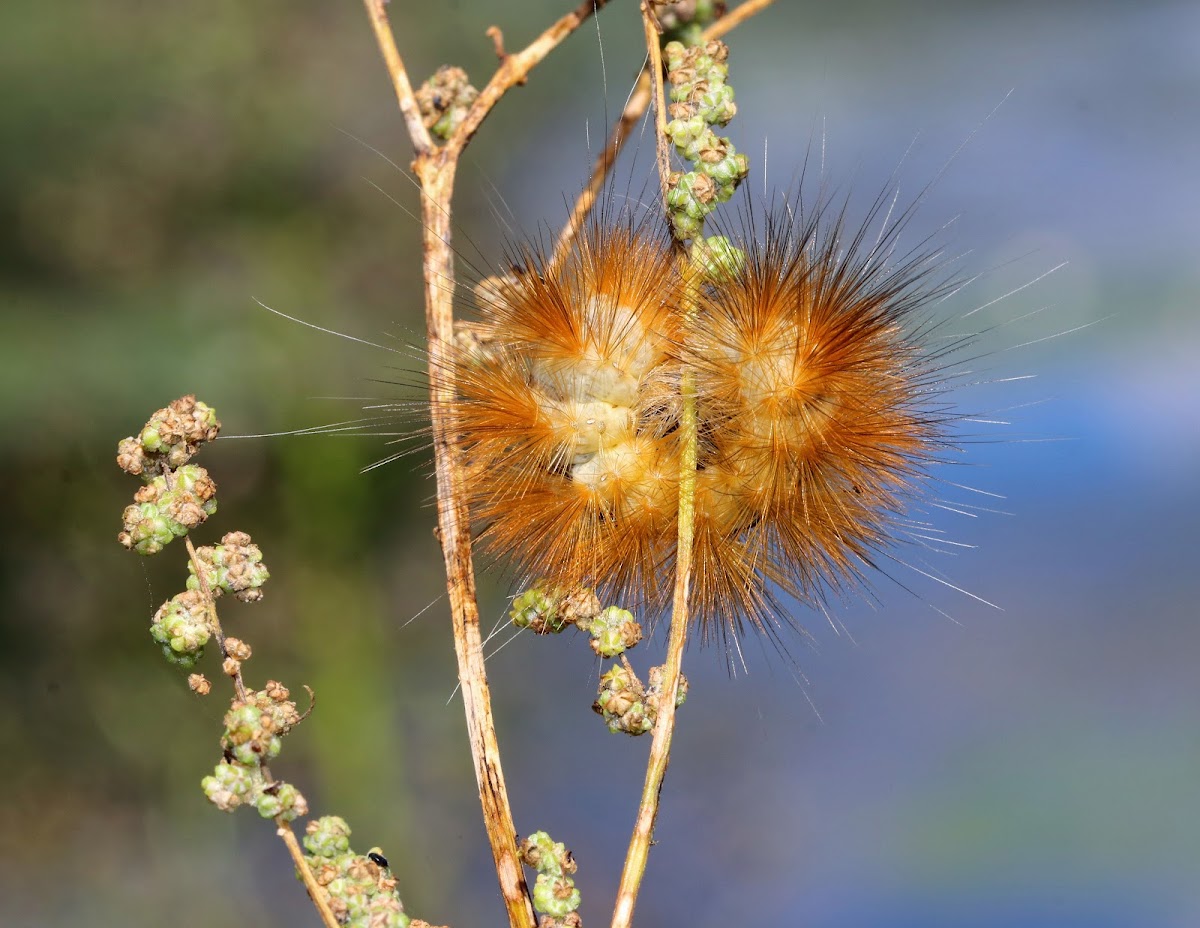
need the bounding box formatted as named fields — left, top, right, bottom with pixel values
left=552, top=0, right=776, bottom=265
left=359, top=3, right=613, bottom=927
left=278, top=822, right=344, bottom=928
left=641, top=3, right=672, bottom=207
left=356, top=2, right=776, bottom=928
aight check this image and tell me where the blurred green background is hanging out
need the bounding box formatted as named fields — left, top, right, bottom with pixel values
left=3, top=1, right=1198, bottom=926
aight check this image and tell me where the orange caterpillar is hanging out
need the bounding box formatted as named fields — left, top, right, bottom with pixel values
left=454, top=202, right=961, bottom=644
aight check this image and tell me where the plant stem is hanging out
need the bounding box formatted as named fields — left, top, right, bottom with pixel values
left=183, top=517, right=337, bottom=926
left=611, top=277, right=698, bottom=928
left=710, top=0, right=777, bottom=38
left=550, top=69, right=652, bottom=269
left=361, top=0, right=433, bottom=155
left=417, top=153, right=536, bottom=928
left=611, top=24, right=709, bottom=919
left=277, top=821, right=342, bottom=928
left=446, top=0, right=613, bottom=157
left=186, top=517, right=336, bottom=922
left=554, top=0, right=777, bottom=259
left=641, top=3, right=672, bottom=207
left=183, top=533, right=248, bottom=702
left=357, top=4, right=613, bottom=926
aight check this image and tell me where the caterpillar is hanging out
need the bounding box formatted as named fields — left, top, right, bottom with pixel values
left=452, top=189, right=972, bottom=648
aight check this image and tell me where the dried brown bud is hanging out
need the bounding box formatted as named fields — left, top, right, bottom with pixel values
left=264, top=679, right=290, bottom=701
left=540, top=915, right=584, bottom=928
left=558, top=588, right=601, bottom=627
left=313, top=862, right=339, bottom=886
left=118, top=396, right=221, bottom=477
left=705, top=39, right=729, bottom=61
left=164, top=496, right=207, bottom=530
left=187, top=674, right=212, bottom=695
left=519, top=836, right=544, bottom=869
left=116, top=437, right=148, bottom=476
left=133, top=483, right=160, bottom=504
left=697, top=136, right=730, bottom=164
left=690, top=171, right=718, bottom=204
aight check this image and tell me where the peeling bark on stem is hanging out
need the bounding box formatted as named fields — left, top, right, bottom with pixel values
left=417, top=156, right=537, bottom=928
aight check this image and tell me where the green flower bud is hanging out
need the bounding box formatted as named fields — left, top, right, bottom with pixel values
left=326, top=877, right=348, bottom=898
left=601, top=663, right=634, bottom=694
left=705, top=147, right=748, bottom=187
left=202, top=760, right=256, bottom=812
left=346, top=892, right=374, bottom=923
left=255, top=781, right=308, bottom=822
left=592, top=625, right=625, bottom=658
left=304, top=816, right=353, bottom=858
left=150, top=590, right=210, bottom=667
left=357, top=907, right=410, bottom=928
left=119, top=502, right=172, bottom=555
left=119, top=466, right=217, bottom=554
left=533, top=873, right=581, bottom=918
left=671, top=211, right=704, bottom=241
left=510, top=583, right=567, bottom=634
left=221, top=703, right=282, bottom=766
left=665, top=116, right=708, bottom=156
left=521, top=831, right=570, bottom=875
left=715, top=180, right=738, bottom=204
left=520, top=830, right=581, bottom=916
left=187, top=532, right=270, bottom=602
left=667, top=171, right=715, bottom=222
left=664, top=40, right=688, bottom=71
left=594, top=665, right=655, bottom=734
left=587, top=606, right=642, bottom=658
left=699, top=84, right=736, bottom=125
left=355, top=900, right=410, bottom=928
left=169, top=464, right=201, bottom=493
left=140, top=425, right=164, bottom=452
left=119, top=396, right=221, bottom=477
left=691, top=236, right=746, bottom=283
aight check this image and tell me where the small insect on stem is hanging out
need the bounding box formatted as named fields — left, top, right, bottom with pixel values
left=367, top=848, right=389, bottom=869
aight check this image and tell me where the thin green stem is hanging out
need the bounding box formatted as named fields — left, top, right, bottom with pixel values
left=611, top=270, right=698, bottom=928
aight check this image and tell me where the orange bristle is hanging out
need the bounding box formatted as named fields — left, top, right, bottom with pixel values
left=455, top=199, right=963, bottom=644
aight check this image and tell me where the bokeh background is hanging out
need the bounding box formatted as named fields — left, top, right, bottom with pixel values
left=3, top=1, right=1198, bottom=926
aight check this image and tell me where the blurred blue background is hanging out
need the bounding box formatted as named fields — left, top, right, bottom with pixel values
left=3, top=1, right=1198, bottom=926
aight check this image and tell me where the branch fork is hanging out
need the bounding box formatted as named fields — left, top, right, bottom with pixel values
left=358, top=3, right=775, bottom=927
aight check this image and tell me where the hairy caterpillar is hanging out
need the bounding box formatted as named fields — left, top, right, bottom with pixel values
left=451, top=186, right=977, bottom=649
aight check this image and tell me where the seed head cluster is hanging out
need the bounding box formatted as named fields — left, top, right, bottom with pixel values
left=456, top=206, right=958, bottom=642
